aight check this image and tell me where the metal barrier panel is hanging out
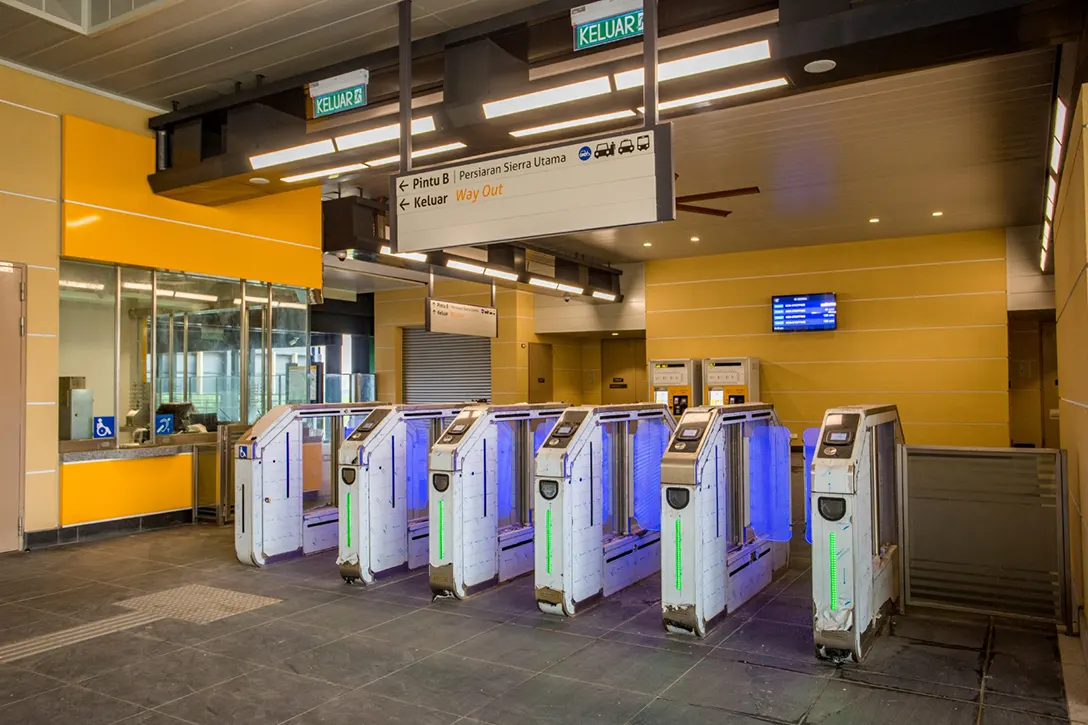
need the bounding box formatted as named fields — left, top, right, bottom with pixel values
left=900, top=445, right=1070, bottom=628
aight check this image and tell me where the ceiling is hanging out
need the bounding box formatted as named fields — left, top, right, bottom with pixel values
left=0, top=0, right=541, bottom=108
left=323, top=257, right=424, bottom=295
left=537, top=47, right=1056, bottom=263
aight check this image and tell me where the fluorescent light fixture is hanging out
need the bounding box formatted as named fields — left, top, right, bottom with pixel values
left=447, top=259, right=486, bottom=274
left=690, top=236, right=700, bottom=242
left=122, top=282, right=152, bottom=292
left=366, top=142, right=467, bottom=168
left=281, top=163, right=366, bottom=183
left=643, top=242, right=652, bottom=247
left=1047, top=177, right=1057, bottom=202
left=334, top=116, right=436, bottom=151
left=931, top=211, right=943, bottom=217
left=529, top=278, right=559, bottom=289
left=869, top=218, right=880, bottom=223
left=1050, top=140, right=1062, bottom=173
left=592, top=291, right=617, bottom=301
left=1043, top=220, right=1051, bottom=244
left=556, top=283, right=584, bottom=295
left=483, top=77, right=611, bottom=119
left=484, top=267, right=519, bottom=281
left=1045, top=195, right=1055, bottom=221
left=173, top=291, right=219, bottom=302
left=647, top=77, right=788, bottom=112
left=1040, top=247, right=1048, bottom=271
left=250, top=139, right=335, bottom=170
left=59, top=280, right=105, bottom=291
left=1054, top=99, right=1068, bottom=141
left=614, top=40, right=771, bottom=90
left=510, top=110, right=637, bottom=138
left=380, top=245, right=428, bottom=262
left=612, top=332, right=619, bottom=336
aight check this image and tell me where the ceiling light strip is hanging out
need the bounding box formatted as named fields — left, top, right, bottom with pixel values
left=510, top=110, right=637, bottom=138
left=335, top=116, right=436, bottom=152
left=366, top=142, right=467, bottom=168
left=483, top=77, right=612, bottom=119
left=652, top=77, right=788, bottom=111
left=250, top=139, right=335, bottom=170
left=613, top=40, right=771, bottom=90
left=281, top=163, right=366, bottom=183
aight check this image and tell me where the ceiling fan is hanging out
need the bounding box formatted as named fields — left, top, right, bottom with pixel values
left=674, top=181, right=760, bottom=218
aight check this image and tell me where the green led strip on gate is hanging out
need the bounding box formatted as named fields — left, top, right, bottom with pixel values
left=829, top=531, right=838, bottom=611
left=546, top=509, right=553, bottom=574
left=675, top=519, right=682, bottom=591
left=346, top=492, right=352, bottom=548
left=438, top=500, right=445, bottom=561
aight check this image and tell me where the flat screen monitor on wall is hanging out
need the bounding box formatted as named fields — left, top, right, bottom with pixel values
left=772, top=293, right=837, bottom=332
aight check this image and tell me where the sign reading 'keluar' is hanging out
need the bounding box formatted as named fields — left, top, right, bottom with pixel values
left=308, top=68, right=370, bottom=119
left=571, top=0, right=643, bottom=51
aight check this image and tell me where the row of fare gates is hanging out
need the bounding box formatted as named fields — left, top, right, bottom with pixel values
left=232, top=357, right=903, bottom=664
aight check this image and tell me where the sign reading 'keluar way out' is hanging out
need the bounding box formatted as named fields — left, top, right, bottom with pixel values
left=571, top=0, right=643, bottom=51
left=308, top=68, right=370, bottom=119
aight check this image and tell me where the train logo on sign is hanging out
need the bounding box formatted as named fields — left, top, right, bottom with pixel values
left=578, top=146, right=592, bottom=161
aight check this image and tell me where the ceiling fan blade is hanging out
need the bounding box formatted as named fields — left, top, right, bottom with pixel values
left=676, top=186, right=760, bottom=204
left=677, top=203, right=732, bottom=218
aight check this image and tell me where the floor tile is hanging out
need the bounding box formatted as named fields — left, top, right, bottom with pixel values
left=288, top=690, right=460, bottom=725
left=365, top=652, right=532, bottom=716
left=115, top=712, right=195, bottom=724
left=890, top=615, right=987, bottom=650
left=710, top=644, right=838, bottom=678
left=454, top=580, right=539, bottom=617
left=0, top=610, right=83, bottom=647
left=448, top=623, right=590, bottom=671
left=17, top=631, right=178, bottom=683
left=717, top=617, right=815, bottom=662
left=857, top=635, right=983, bottom=693
left=508, top=609, right=614, bottom=638
left=983, top=694, right=1067, bottom=720
left=18, top=582, right=143, bottom=621
left=126, top=610, right=272, bottom=646
left=544, top=639, right=698, bottom=695
left=753, top=596, right=813, bottom=627
left=1064, top=662, right=1088, bottom=722
left=0, top=574, right=93, bottom=603
left=991, top=626, right=1060, bottom=663
left=158, top=667, right=348, bottom=725
left=0, top=603, right=68, bottom=632
left=365, top=609, right=498, bottom=650
left=987, top=652, right=1065, bottom=703
left=0, top=663, right=64, bottom=706
left=663, top=656, right=826, bottom=722
left=197, top=618, right=342, bottom=664
left=473, top=673, right=651, bottom=725
left=286, top=596, right=415, bottom=635
left=277, top=633, right=431, bottom=688
left=807, top=682, right=978, bottom=724
left=841, top=667, right=979, bottom=702
left=111, top=566, right=216, bottom=593
left=980, top=706, right=1068, bottom=724
left=364, top=572, right=434, bottom=603
left=603, top=629, right=714, bottom=656
left=81, top=647, right=258, bottom=708
left=628, top=699, right=775, bottom=725
left=0, top=684, right=143, bottom=724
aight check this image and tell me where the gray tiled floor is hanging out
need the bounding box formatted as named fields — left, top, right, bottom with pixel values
left=0, top=525, right=1073, bottom=724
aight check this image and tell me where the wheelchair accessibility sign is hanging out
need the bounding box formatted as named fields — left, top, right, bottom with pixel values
left=237, top=444, right=258, bottom=460
left=92, top=416, right=115, bottom=439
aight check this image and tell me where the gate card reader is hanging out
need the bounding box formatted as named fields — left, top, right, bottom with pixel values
left=660, top=404, right=792, bottom=637
left=703, top=357, right=761, bottom=407
left=811, top=405, right=904, bottom=663
left=649, top=359, right=703, bottom=418
left=336, top=404, right=465, bottom=585
left=429, top=402, right=567, bottom=599
left=534, top=404, right=675, bottom=616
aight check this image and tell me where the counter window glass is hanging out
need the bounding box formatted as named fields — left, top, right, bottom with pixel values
left=59, top=261, right=117, bottom=441
left=120, top=267, right=153, bottom=445
left=272, top=286, right=309, bottom=406
left=245, top=282, right=269, bottom=424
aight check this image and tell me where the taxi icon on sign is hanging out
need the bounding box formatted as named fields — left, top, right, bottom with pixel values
left=578, top=146, right=592, bottom=161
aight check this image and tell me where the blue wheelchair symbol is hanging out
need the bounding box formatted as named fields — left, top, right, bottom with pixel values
left=154, top=414, right=174, bottom=435
left=578, top=146, right=592, bottom=161
left=92, top=416, right=115, bottom=439
left=237, top=445, right=249, bottom=460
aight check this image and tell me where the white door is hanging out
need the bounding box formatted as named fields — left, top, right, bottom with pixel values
left=0, top=263, right=24, bottom=552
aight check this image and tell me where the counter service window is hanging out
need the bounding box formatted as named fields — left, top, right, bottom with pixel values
left=59, top=261, right=117, bottom=441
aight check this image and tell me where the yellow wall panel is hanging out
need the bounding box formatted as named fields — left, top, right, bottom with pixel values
left=0, top=195, right=59, bottom=268
left=26, top=335, right=58, bottom=405
left=767, top=391, right=1007, bottom=425
left=60, top=454, right=192, bottom=526
left=25, top=265, right=59, bottom=336
left=0, top=102, right=60, bottom=201
left=23, top=471, right=58, bottom=532
left=0, top=64, right=151, bottom=136
left=24, top=404, right=58, bottom=474
left=900, top=423, right=1009, bottom=448
left=760, top=359, right=1008, bottom=393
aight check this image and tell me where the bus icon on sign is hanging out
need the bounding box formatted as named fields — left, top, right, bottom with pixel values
left=578, top=146, right=592, bottom=161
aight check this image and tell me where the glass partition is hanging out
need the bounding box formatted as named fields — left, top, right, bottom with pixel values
left=119, top=268, right=152, bottom=444
left=58, top=261, right=117, bottom=440
left=272, top=286, right=309, bottom=406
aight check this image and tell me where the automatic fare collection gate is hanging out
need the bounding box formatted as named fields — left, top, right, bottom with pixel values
left=898, top=444, right=1072, bottom=629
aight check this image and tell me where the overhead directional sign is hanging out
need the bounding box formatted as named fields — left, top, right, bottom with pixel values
left=425, top=298, right=498, bottom=338
left=390, top=124, right=674, bottom=254
left=571, top=0, right=643, bottom=50
left=308, top=68, right=370, bottom=119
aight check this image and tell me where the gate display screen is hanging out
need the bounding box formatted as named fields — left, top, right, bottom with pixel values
left=772, top=293, right=837, bottom=332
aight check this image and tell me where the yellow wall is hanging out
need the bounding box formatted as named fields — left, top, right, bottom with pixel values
left=1054, top=90, right=1087, bottom=615
left=60, top=455, right=193, bottom=527
left=646, top=229, right=1010, bottom=446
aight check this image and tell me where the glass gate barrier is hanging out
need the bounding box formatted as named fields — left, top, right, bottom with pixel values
left=534, top=404, right=676, bottom=617
left=660, top=404, right=792, bottom=637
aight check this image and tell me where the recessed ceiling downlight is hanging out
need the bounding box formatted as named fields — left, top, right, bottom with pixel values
left=804, top=59, right=837, bottom=74
left=249, top=177, right=270, bottom=184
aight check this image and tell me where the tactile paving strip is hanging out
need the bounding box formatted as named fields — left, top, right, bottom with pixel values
left=117, top=584, right=282, bottom=624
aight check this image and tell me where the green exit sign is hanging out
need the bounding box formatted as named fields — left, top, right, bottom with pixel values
left=575, top=9, right=643, bottom=50
left=313, top=84, right=367, bottom=118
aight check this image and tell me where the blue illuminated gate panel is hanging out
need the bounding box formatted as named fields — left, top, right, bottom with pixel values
left=496, top=421, right=517, bottom=527
left=405, top=419, right=431, bottom=520
left=803, top=427, right=820, bottom=544
left=749, top=425, right=792, bottom=542
left=633, top=418, right=670, bottom=532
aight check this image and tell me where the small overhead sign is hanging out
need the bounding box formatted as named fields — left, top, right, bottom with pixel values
left=391, top=124, right=674, bottom=254
left=308, top=68, right=370, bottom=119
left=571, top=0, right=643, bottom=51
left=426, top=298, right=498, bottom=338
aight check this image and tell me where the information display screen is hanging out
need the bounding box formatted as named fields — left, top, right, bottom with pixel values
left=772, top=293, right=837, bottom=332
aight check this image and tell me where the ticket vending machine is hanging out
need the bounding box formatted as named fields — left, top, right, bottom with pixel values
left=660, top=404, right=792, bottom=636
left=336, top=403, right=464, bottom=585
left=811, top=405, right=904, bottom=663
left=429, top=402, right=566, bottom=599
left=649, top=359, right=702, bottom=417
left=534, top=404, right=675, bottom=616
left=703, top=357, right=760, bottom=406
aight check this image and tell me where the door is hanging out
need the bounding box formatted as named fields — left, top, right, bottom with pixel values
left=601, top=338, right=646, bottom=405
left=528, top=343, right=553, bottom=403
left=0, top=263, right=24, bottom=553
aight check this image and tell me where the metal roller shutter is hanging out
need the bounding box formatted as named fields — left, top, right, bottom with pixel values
left=402, top=328, right=491, bottom=404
